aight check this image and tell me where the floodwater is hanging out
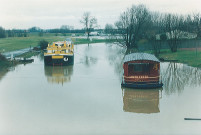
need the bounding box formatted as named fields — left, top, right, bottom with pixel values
left=0, top=43, right=201, bottom=135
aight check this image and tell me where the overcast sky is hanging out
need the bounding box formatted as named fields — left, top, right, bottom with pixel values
left=0, top=0, right=201, bottom=29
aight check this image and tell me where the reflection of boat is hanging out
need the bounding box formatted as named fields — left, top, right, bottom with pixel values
left=44, top=38, right=74, bottom=66
left=121, top=53, right=163, bottom=89
left=44, top=66, right=73, bottom=84
left=122, top=88, right=162, bottom=114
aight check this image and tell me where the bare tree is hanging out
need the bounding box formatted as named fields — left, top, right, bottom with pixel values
left=115, top=4, right=150, bottom=49
left=164, top=14, right=185, bottom=52
left=148, top=12, right=166, bottom=56
left=104, top=24, right=114, bottom=35
left=192, top=13, right=201, bottom=38
left=80, top=12, right=98, bottom=40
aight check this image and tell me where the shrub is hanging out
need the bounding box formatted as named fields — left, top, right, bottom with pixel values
left=0, top=53, right=6, bottom=61
left=39, top=40, right=49, bottom=50
left=160, top=33, right=167, bottom=41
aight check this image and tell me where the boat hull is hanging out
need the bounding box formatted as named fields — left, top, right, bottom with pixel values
left=44, top=55, right=74, bottom=66
left=121, top=82, right=163, bottom=89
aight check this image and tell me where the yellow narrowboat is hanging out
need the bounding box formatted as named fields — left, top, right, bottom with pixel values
left=44, top=38, right=74, bottom=66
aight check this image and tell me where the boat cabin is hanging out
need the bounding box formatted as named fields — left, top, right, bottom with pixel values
left=121, top=53, right=163, bottom=88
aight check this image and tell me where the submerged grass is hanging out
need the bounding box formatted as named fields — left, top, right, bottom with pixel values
left=159, top=49, right=201, bottom=68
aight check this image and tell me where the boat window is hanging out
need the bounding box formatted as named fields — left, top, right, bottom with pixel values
left=47, top=50, right=52, bottom=53
left=128, top=63, right=150, bottom=75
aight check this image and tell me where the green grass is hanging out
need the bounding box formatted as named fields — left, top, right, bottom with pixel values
left=0, top=33, right=114, bottom=60
left=0, top=33, right=67, bottom=52
left=0, top=33, right=111, bottom=53
left=159, top=49, right=201, bottom=68
left=16, top=51, right=41, bottom=58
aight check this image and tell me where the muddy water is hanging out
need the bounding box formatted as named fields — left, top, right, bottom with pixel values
left=0, top=43, right=201, bottom=135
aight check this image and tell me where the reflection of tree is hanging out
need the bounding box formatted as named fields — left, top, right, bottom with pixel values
left=44, top=66, right=73, bottom=85
left=38, top=52, right=44, bottom=61
left=106, top=44, right=126, bottom=80
left=81, top=45, right=98, bottom=67
left=161, top=62, right=201, bottom=95
left=122, top=88, right=162, bottom=114
left=83, top=55, right=97, bottom=67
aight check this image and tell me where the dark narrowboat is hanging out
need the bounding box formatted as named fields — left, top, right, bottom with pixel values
left=121, top=53, right=163, bottom=89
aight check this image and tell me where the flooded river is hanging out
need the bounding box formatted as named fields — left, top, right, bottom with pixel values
left=0, top=43, right=201, bottom=135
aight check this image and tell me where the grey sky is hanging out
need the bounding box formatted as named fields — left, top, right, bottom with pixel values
left=0, top=0, right=201, bottom=29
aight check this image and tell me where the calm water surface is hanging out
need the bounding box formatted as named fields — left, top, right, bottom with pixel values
left=0, top=43, right=201, bottom=135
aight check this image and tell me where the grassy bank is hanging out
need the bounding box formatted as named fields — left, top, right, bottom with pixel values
left=0, top=54, right=13, bottom=68
left=0, top=33, right=111, bottom=53
left=158, top=49, right=201, bottom=68
left=16, top=51, right=41, bottom=58
left=0, top=60, right=11, bottom=67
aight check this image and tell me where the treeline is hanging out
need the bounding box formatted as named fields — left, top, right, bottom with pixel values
left=49, top=29, right=85, bottom=33
left=0, top=25, right=102, bottom=39
left=0, top=27, right=29, bottom=38
left=105, top=4, right=201, bottom=54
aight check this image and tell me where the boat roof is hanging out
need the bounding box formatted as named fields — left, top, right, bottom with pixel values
left=54, top=41, right=65, bottom=44
left=66, top=38, right=72, bottom=42
left=52, top=39, right=72, bottom=46
left=123, top=53, right=160, bottom=63
left=66, top=38, right=72, bottom=44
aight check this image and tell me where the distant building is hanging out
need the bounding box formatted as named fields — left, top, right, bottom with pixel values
left=155, top=34, right=160, bottom=40
left=89, top=31, right=99, bottom=36
left=156, top=30, right=197, bottom=40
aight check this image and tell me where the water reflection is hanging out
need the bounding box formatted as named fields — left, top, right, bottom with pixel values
left=38, top=52, right=44, bottom=61
left=44, top=66, right=73, bottom=85
left=1, top=43, right=201, bottom=135
left=122, top=88, right=162, bottom=114
left=83, top=55, right=97, bottom=67
left=106, top=44, right=126, bottom=80
left=77, top=45, right=98, bottom=67
left=161, top=62, right=201, bottom=95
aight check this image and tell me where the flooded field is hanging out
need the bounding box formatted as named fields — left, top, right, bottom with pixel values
left=0, top=43, right=201, bottom=135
